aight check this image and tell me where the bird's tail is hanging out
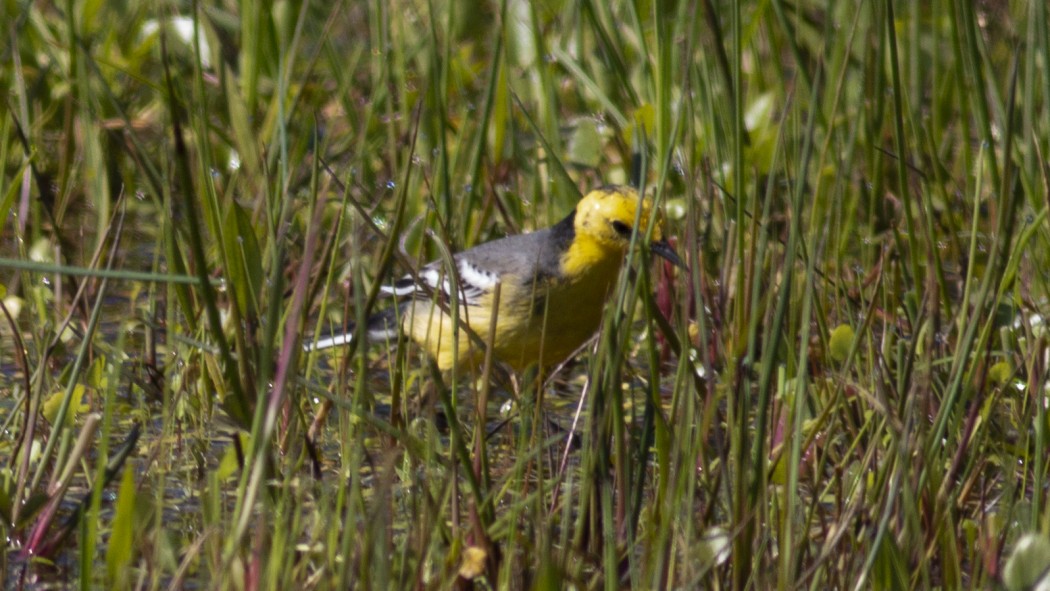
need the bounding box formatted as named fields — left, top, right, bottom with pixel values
left=304, top=307, right=401, bottom=352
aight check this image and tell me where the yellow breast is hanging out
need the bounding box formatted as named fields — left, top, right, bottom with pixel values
left=403, top=244, right=624, bottom=371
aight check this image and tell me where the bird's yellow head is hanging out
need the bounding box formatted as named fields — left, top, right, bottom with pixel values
left=574, top=186, right=659, bottom=247
left=569, top=185, right=683, bottom=270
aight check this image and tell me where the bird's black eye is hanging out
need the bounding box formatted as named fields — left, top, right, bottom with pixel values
left=610, top=220, right=632, bottom=238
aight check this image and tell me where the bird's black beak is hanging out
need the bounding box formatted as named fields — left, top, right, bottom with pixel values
left=650, top=238, right=686, bottom=269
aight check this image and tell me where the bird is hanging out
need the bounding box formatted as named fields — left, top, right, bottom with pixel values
left=306, top=185, right=683, bottom=371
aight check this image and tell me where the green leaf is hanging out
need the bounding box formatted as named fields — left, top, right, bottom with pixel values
left=106, top=464, right=137, bottom=586
left=567, top=118, right=603, bottom=168
left=1004, top=534, right=1050, bottom=591
left=626, top=104, right=655, bottom=148
left=216, top=433, right=247, bottom=482
left=828, top=324, right=855, bottom=363
left=42, top=384, right=90, bottom=426
left=988, top=361, right=1012, bottom=386
left=223, top=201, right=263, bottom=317
left=0, top=469, right=12, bottom=527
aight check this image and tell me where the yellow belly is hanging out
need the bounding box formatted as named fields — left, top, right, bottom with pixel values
left=403, top=258, right=622, bottom=371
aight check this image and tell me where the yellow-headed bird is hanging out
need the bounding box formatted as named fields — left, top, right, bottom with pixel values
left=307, top=186, right=682, bottom=371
